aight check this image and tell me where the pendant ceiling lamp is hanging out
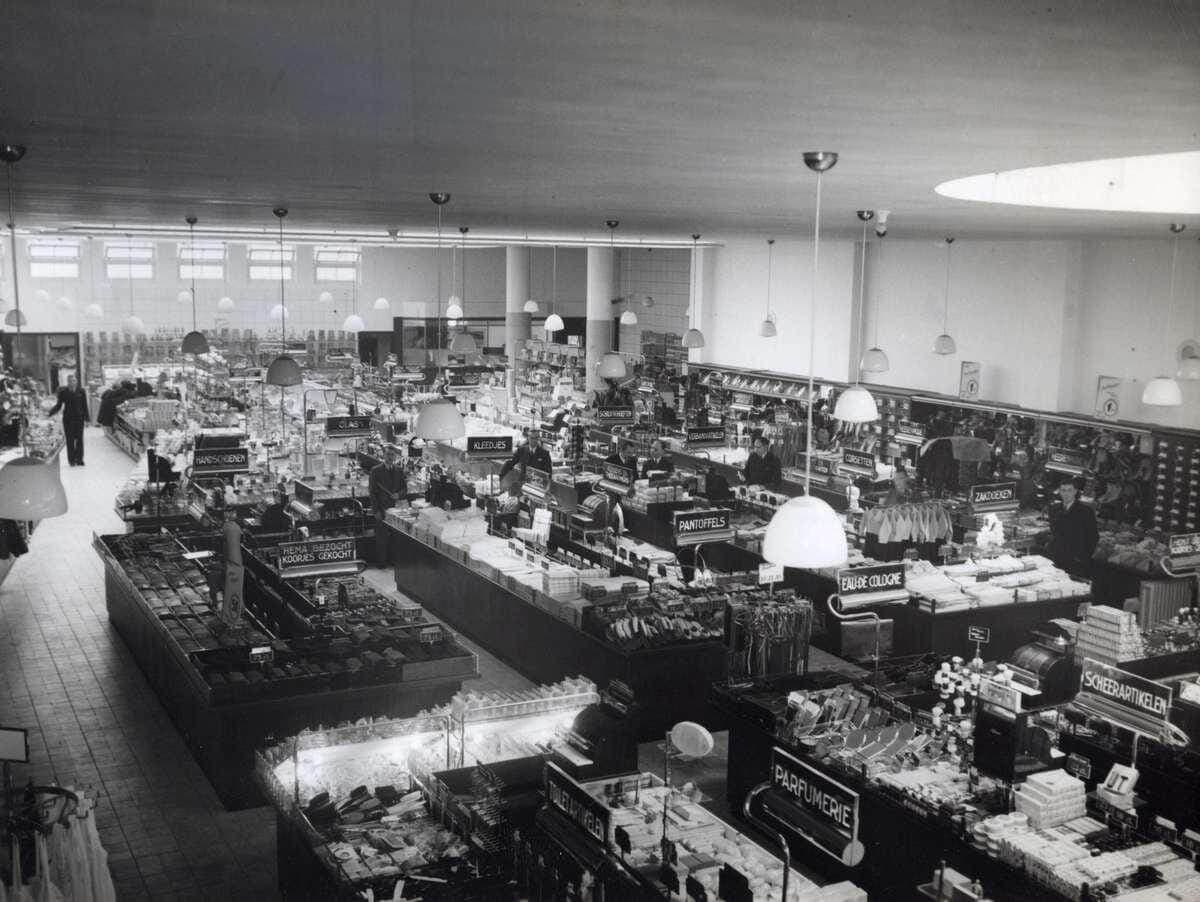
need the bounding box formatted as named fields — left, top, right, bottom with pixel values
left=55, top=295, right=72, bottom=312
left=180, top=215, right=210, bottom=355
left=429, top=192, right=453, bottom=353
left=1143, top=224, right=1186, bottom=406
left=834, top=210, right=879, bottom=423
left=933, top=237, right=957, bottom=355
left=217, top=295, right=235, bottom=313
left=544, top=244, right=564, bottom=332
left=120, top=231, right=145, bottom=335
left=373, top=296, right=390, bottom=311
left=523, top=245, right=539, bottom=313
left=608, top=220, right=637, bottom=326
left=598, top=352, right=627, bottom=379
left=445, top=225, right=465, bottom=319
left=762, top=151, right=848, bottom=570
left=343, top=264, right=365, bottom=332
left=859, top=211, right=890, bottom=374
left=83, top=250, right=102, bottom=318
left=448, top=226, right=477, bottom=354
left=682, top=233, right=706, bottom=349
left=85, top=303, right=103, bottom=318
left=414, top=398, right=466, bottom=440
left=317, top=290, right=333, bottom=305
left=0, top=143, right=67, bottom=520
left=265, top=207, right=302, bottom=387
left=759, top=239, right=777, bottom=337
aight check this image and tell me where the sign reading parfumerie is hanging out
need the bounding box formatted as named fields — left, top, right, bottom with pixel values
left=597, top=406, right=636, bottom=425
left=544, top=763, right=609, bottom=846
left=192, top=447, right=250, bottom=475
left=277, top=538, right=356, bottom=572
left=769, top=747, right=863, bottom=866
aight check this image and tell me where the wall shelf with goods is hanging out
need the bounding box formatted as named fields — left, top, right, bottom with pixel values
left=639, top=329, right=686, bottom=379
left=512, top=338, right=585, bottom=423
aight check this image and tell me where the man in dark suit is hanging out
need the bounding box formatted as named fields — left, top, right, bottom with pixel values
left=49, top=374, right=89, bottom=466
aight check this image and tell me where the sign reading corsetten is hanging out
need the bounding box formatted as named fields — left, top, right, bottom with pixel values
left=192, top=447, right=250, bottom=475
left=544, top=763, right=609, bottom=846
left=597, top=406, right=636, bottom=425
left=768, top=747, right=864, bottom=866
left=673, top=508, right=733, bottom=546
left=840, top=448, right=875, bottom=474
left=1078, top=658, right=1172, bottom=730
left=969, top=482, right=1017, bottom=511
left=836, top=563, right=906, bottom=608
left=466, top=435, right=513, bottom=458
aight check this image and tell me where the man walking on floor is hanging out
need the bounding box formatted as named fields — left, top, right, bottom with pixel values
left=49, top=373, right=89, bottom=466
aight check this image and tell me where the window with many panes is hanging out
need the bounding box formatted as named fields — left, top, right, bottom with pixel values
left=314, top=246, right=359, bottom=282
left=29, top=241, right=81, bottom=279
left=105, top=241, right=155, bottom=279
left=248, top=245, right=294, bottom=281
left=178, top=241, right=226, bottom=280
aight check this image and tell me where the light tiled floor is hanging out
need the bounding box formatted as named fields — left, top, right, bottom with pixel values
left=0, top=427, right=533, bottom=900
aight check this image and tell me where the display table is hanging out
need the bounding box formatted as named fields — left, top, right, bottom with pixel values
left=96, top=534, right=474, bottom=809
left=387, top=523, right=728, bottom=741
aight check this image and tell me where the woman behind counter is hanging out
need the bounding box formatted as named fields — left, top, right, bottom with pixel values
left=1047, top=477, right=1099, bottom=577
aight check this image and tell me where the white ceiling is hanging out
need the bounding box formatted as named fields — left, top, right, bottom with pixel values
left=3, top=0, right=1199, bottom=241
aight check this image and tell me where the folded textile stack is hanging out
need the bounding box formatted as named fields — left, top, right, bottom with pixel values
left=1075, top=604, right=1145, bottom=663
left=541, top=564, right=579, bottom=599
left=962, top=583, right=1015, bottom=607
left=1012, top=769, right=1086, bottom=828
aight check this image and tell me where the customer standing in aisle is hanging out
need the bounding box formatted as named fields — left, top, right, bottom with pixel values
left=498, top=430, right=553, bottom=484
left=641, top=439, right=674, bottom=478
left=368, top=444, right=408, bottom=566
left=1047, top=477, right=1099, bottom=576
left=48, top=374, right=89, bottom=466
left=742, top=436, right=782, bottom=488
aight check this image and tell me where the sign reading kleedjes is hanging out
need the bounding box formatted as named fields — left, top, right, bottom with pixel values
left=466, top=435, right=514, bottom=458
left=277, top=538, right=356, bottom=572
left=192, top=447, right=250, bottom=475
left=324, top=415, right=373, bottom=437
left=1079, top=658, right=1172, bottom=726
left=686, top=425, right=726, bottom=447
left=969, top=482, right=1017, bottom=509
left=597, top=406, right=636, bottom=425
left=544, top=763, right=609, bottom=845
left=673, top=509, right=732, bottom=544
left=769, top=747, right=864, bottom=866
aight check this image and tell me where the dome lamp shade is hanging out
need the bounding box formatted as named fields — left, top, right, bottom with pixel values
left=217, top=296, right=235, bottom=313
left=762, top=495, right=849, bottom=569
left=1142, top=376, right=1183, bottom=406
left=177, top=289, right=192, bottom=304
left=5, top=309, right=27, bottom=328
left=318, top=290, right=333, bottom=304
left=833, top=384, right=879, bottom=423
left=343, top=313, right=366, bottom=332
left=619, top=309, right=638, bottom=325
left=759, top=316, right=777, bottom=338
left=682, top=328, right=705, bottom=349
left=415, top=400, right=465, bottom=440
left=598, top=353, right=627, bottom=379
left=373, top=296, right=390, bottom=311
left=1178, top=355, right=1200, bottom=381
left=445, top=297, right=463, bottom=319
left=270, top=303, right=288, bottom=321
left=0, top=456, right=68, bottom=519
left=55, top=296, right=72, bottom=311
left=523, top=299, right=539, bottom=313
left=84, top=303, right=104, bottom=318
left=265, top=355, right=303, bottom=387
left=449, top=331, right=478, bottom=354
left=122, top=314, right=145, bottom=334
left=544, top=313, right=564, bottom=333
left=932, top=332, right=957, bottom=355
left=181, top=330, right=210, bottom=355
left=860, top=346, right=889, bottom=373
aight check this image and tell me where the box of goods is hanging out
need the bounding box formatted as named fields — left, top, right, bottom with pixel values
left=542, top=565, right=580, bottom=599
left=1013, top=770, right=1085, bottom=828
left=556, top=599, right=587, bottom=628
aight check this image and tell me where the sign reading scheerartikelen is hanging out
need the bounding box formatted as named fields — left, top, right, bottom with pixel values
left=836, top=562, right=907, bottom=608
left=768, top=747, right=864, bottom=866
left=277, top=538, right=356, bottom=574
left=1168, top=532, right=1200, bottom=572
left=192, top=447, right=250, bottom=475
left=672, top=509, right=733, bottom=546
left=1077, top=658, right=1172, bottom=732
left=466, top=435, right=514, bottom=458
left=597, top=406, right=636, bottom=425
left=544, top=762, right=609, bottom=846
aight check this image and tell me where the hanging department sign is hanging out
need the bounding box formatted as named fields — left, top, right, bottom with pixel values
left=1078, top=658, right=1172, bottom=733
left=324, top=415, right=373, bottom=437
left=597, top=406, right=636, bottom=425
left=192, top=447, right=250, bottom=475
left=466, top=435, right=514, bottom=458
left=686, top=425, right=727, bottom=447
left=672, top=508, right=734, bottom=546
left=544, top=763, right=610, bottom=846
left=836, top=562, right=907, bottom=608
left=768, top=747, right=864, bottom=866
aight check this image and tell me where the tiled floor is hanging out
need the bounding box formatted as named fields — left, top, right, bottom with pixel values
left=0, top=427, right=534, bottom=900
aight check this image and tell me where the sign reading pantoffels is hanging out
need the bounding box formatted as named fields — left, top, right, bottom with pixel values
left=466, top=435, right=514, bottom=457
left=672, top=509, right=732, bottom=544
left=192, top=447, right=250, bottom=475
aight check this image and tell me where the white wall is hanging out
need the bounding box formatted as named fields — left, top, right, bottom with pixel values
left=615, top=247, right=691, bottom=354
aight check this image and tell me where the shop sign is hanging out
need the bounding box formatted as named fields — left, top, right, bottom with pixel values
left=686, top=425, right=726, bottom=447
left=248, top=646, right=274, bottom=664
left=544, top=762, right=609, bottom=846
left=524, top=467, right=552, bottom=494
left=446, top=367, right=484, bottom=387
left=195, top=431, right=244, bottom=449
left=840, top=448, right=875, bottom=473
left=1047, top=446, right=1089, bottom=473
left=894, top=420, right=926, bottom=442
left=1095, top=375, right=1122, bottom=421
left=324, top=415, right=373, bottom=437
left=192, top=447, right=250, bottom=475
left=597, top=406, right=636, bottom=425
left=1168, top=532, right=1200, bottom=572
left=601, top=461, right=634, bottom=492
left=959, top=361, right=981, bottom=400
left=811, top=455, right=836, bottom=477
left=769, top=747, right=864, bottom=866
left=672, top=508, right=733, bottom=545
left=1079, top=658, right=1172, bottom=726
left=466, top=435, right=513, bottom=458
left=836, top=563, right=906, bottom=602
left=1066, top=752, right=1092, bottom=781
left=967, top=625, right=991, bottom=645
left=229, top=366, right=263, bottom=380
left=277, top=538, right=356, bottom=573
left=758, top=562, right=784, bottom=585
left=0, top=726, right=29, bottom=763
left=968, top=482, right=1017, bottom=510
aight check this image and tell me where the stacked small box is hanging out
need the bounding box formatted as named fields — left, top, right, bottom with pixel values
left=542, top=564, right=580, bottom=599
left=1013, top=770, right=1086, bottom=828
left=1075, top=604, right=1146, bottom=663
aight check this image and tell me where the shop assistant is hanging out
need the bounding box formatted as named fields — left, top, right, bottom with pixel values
left=882, top=469, right=912, bottom=506
left=1047, top=478, right=1099, bottom=576
left=742, top=436, right=782, bottom=487
left=49, top=374, right=89, bottom=466
left=498, top=430, right=552, bottom=482
left=368, top=445, right=408, bottom=565
left=605, top=439, right=640, bottom=472
left=641, top=439, right=674, bottom=478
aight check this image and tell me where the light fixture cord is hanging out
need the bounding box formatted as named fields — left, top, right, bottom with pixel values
left=691, top=235, right=698, bottom=331
left=805, top=172, right=822, bottom=494
left=1167, top=233, right=1179, bottom=347
left=766, top=239, right=774, bottom=319
left=856, top=218, right=869, bottom=379
left=874, top=236, right=883, bottom=347
left=461, top=227, right=468, bottom=317
left=189, top=219, right=198, bottom=332
left=943, top=238, right=952, bottom=333
left=6, top=160, right=25, bottom=454
left=436, top=204, right=443, bottom=351
left=552, top=245, right=558, bottom=315
left=278, top=214, right=286, bottom=337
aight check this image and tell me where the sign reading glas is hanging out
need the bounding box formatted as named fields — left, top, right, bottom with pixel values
left=768, top=747, right=864, bottom=866
left=324, top=415, right=373, bottom=437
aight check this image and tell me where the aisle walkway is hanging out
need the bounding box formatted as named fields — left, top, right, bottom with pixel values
left=0, top=427, right=532, bottom=901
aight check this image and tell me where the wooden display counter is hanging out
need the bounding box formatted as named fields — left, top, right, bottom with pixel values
left=387, top=524, right=728, bottom=741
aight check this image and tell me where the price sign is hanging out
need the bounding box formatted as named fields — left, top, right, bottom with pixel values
left=418, top=625, right=443, bottom=644
left=758, top=561, right=784, bottom=585
left=967, top=625, right=991, bottom=645
left=811, top=455, right=836, bottom=477
left=1168, top=532, right=1200, bottom=572
left=466, top=435, right=514, bottom=458
left=1047, top=445, right=1089, bottom=473
left=969, top=482, right=1017, bottom=510
left=277, top=538, right=356, bottom=573
left=841, top=448, right=876, bottom=473
left=324, top=415, right=373, bottom=437
left=894, top=420, right=927, bottom=442
left=597, top=406, right=636, bottom=425
left=524, top=467, right=551, bottom=493
left=979, top=677, right=1022, bottom=712
left=192, top=447, right=250, bottom=475
left=249, top=646, right=274, bottom=664
left=686, top=425, right=726, bottom=447
left=544, top=763, right=609, bottom=846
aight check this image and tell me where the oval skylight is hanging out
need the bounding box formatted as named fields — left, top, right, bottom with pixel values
left=935, top=151, right=1200, bottom=214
